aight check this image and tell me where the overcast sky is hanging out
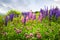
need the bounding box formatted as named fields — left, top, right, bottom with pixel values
left=0, top=0, right=60, bottom=14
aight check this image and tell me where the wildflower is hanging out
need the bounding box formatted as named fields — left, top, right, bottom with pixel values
left=26, top=16, right=29, bottom=22
left=24, top=15, right=26, bottom=25
left=28, top=10, right=33, bottom=19
left=32, top=13, right=36, bottom=20
left=45, top=10, right=48, bottom=16
left=21, top=17, right=25, bottom=23
left=9, top=14, right=14, bottom=21
left=55, top=7, right=60, bottom=20
left=49, top=9, right=53, bottom=21
left=40, top=9, right=45, bottom=18
left=38, top=13, right=43, bottom=22
left=22, top=12, right=29, bottom=25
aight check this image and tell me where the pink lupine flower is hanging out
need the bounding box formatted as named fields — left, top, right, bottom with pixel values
left=28, top=10, right=33, bottom=19
left=21, top=17, right=24, bottom=23
left=32, top=13, right=36, bottom=20
left=38, top=13, right=43, bottom=22
left=26, top=16, right=29, bottom=22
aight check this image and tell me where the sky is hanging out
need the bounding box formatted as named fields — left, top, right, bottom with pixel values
left=0, top=0, right=60, bottom=14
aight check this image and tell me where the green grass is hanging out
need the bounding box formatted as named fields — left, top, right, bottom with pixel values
left=0, top=15, right=60, bottom=40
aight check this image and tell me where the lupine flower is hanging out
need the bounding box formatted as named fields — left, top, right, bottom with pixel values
left=55, top=7, right=60, bottom=20
left=26, top=16, right=29, bottom=22
left=24, top=15, right=26, bottom=25
left=22, top=12, right=29, bottom=25
left=49, top=9, right=53, bottom=20
left=9, top=14, right=14, bottom=21
left=45, top=10, right=48, bottom=16
left=56, top=11, right=60, bottom=20
left=40, top=9, right=45, bottom=18
left=5, top=16, right=9, bottom=26
left=45, top=6, right=48, bottom=16
left=38, top=13, right=43, bottom=22
left=32, top=13, right=36, bottom=20
left=28, top=10, right=33, bottom=19
left=21, top=17, right=25, bottom=23
left=22, top=12, right=29, bottom=16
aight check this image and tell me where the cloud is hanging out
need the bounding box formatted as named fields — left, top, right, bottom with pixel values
left=0, top=2, right=14, bottom=14
left=0, top=8, right=7, bottom=14
left=0, top=0, right=60, bottom=14
left=54, top=0, right=60, bottom=1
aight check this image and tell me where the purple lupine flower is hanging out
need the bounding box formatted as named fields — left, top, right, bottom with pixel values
left=22, top=12, right=29, bottom=25
left=5, top=16, right=9, bottom=26
left=49, top=9, right=54, bottom=26
left=45, top=10, right=48, bottom=16
left=56, top=11, right=60, bottom=20
left=44, top=6, right=48, bottom=16
left=54, top=7, right=60, bottom=20
left=49, top=9, right=53, bottom=20
left=22, top=12, right=29, bottom=16
left=24, top=15, right=26, bottom=25
left=9, top=14, right=14, bottom=21
left=40, top=9, right=45, bottom=18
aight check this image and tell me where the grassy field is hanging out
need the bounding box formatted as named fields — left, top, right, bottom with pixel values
left=0, top=12, right=60, bottom=40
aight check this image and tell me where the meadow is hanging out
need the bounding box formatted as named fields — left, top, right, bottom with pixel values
left=0, top=7, right=60, bottom=40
